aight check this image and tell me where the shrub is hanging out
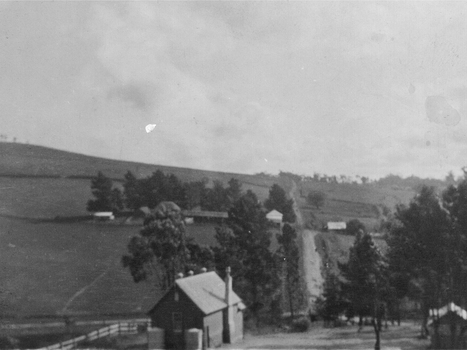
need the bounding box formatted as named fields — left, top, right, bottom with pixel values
left=291, top=317, right=310, bottom=332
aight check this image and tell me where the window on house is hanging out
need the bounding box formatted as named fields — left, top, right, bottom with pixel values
left=172, top=312, right=182, bottom=331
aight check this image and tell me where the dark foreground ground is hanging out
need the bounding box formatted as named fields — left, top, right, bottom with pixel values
left=226, top=322, right=430, bottom=350
left=2, top=321, right=430, bottom=350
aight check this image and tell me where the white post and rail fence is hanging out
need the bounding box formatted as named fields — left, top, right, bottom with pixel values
left=36, top=320, right=151, bottom=350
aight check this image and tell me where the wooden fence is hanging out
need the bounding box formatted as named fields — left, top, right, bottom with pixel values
left=37, top=320, right=151, bottom=350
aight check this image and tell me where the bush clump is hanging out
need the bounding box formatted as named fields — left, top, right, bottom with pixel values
left=291, top=317, right=310, bottom=332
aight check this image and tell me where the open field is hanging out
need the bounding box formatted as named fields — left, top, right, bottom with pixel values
left=297, top=180, right=416, bottom=230
left=228, top=322, right=430, bottom=350
left=0, top=216, right=156, bottom=317
left=0, top=215, right=232, bottom=317
left=0, top=177, right=91, bottom=218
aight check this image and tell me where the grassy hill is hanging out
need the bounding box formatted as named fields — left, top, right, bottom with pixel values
left=0, top=142, right=426, bottom=318
left=0, top=216, right=155, bottom=317
left=297, top=180, right=416, bottom=231
left=0, top=143, right=278, bottom=219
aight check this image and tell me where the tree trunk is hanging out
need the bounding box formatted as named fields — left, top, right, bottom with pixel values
left=397, top=301, right=401, bottom=326
left=286, top=273, right=294, bottom=320
left=372, top=318, right=381, bottom=350
left=358, top=315, right=363, bottom=332
left=420, top=303, right=429, bottom=338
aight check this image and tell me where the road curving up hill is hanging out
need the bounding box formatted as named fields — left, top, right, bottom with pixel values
left=289, top=180, right=323, bottom=309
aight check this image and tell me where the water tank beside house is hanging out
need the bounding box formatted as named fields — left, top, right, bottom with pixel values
left=185, top=328, right=202, bottom=350
left=148, top=327, right=165, bottom=350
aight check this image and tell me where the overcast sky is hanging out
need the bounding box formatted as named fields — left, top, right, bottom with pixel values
left=2, top=2, right=467, bottom=180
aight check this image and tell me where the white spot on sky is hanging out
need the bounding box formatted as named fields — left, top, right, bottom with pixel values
left=145, top=124, right=157, bottom=133
left=264, top=158, right=268, bottom=162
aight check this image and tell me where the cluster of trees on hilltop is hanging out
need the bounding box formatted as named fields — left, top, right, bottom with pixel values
left=316, top=175, right=467, bottom=350
left=86, top=170, right=244, bottom=213
left=273, top=169, right=465, bottom=189
left=122, top=183, right=305, bottom=325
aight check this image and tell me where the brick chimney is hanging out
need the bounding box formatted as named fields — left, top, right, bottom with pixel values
left=225, top=266, right=232, bottom=305
left=224, top=267, right=235, bottom=343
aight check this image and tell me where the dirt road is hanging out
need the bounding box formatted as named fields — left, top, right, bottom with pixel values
left=289, top=181, right=323, bottom=307
left=225, top=322, right=427, bottom=349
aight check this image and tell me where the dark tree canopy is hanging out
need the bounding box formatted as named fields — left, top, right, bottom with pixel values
left=202, top=180, right=229, bottom=212
left=201, top=178, right=243, bottom=212
left=387, top=185, right=450, bottom=339
left=346, top=219, right=366, bottom=236
left=340, top=232, right=389, bottom=349
left=276, top=223, right=306, bottom=318
left=122, top=170, right=187, bottom=210
left=264, top=184, right=296, bottom=223
left=184, top=180, right=207, bottom=210
left=214, top=190, right=280, bottom=323
left=87, top=171, right=123, bottom=212
left=122, top=201, right=212, bottom=290
left=315, top=272, right=347, bottom=324
left=307, top=190, right=326, bottom=210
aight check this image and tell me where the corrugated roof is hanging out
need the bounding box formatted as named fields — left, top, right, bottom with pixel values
left=182, top=210, right=228, bottom=218
left=176, top=271, right=242, bottom=315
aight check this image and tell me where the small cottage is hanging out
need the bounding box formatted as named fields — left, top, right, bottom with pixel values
left=266, top=210, right=283, bottom=225
left=148, top=268, right=245, bottom=349
left=429, top=302, right=467, bottom=349
left=93, top=212, right=114, bottom=221
left=325, top=222, right=347, bottom=231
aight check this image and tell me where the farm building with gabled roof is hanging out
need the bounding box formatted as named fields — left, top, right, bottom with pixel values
left=92, top=212, right=114, bottom=221
left=325, top=222, right=346, bottom=231
left=266, top=210, right=283, bottom=224
left=148, top=268, right=244, bottom=349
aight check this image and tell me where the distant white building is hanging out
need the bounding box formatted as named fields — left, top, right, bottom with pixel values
left=266, top=210, right=283, bottom=224
left=93, top=212, right=115, bottom=221
left=325, top=222, right=346, bottom=231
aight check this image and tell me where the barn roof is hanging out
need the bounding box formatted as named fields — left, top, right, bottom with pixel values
left=175, top=271, right=242, bottom=315
left=93, top=212, right=113, bottom=217
left=182, top=210, right=228, bottom=218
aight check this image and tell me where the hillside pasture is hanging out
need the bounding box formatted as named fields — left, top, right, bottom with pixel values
left=0, top=216, right=156, bottom=317
left=1, top=217, right=263, bottom=318
left=299, top=181, right=415, bottom=211
left=0, top=178, right=91, bottom=218
left=0, top=143, right=283, bottom=196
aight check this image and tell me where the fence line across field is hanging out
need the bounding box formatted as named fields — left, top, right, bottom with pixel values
left=37, top=319, right=151, bottom=350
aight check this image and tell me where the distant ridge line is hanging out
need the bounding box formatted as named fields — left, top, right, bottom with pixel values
left=0, top=142, right=256, bottom=178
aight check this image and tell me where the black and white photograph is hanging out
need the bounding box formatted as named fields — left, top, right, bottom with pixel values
left=2, top=1, right=467, bottom=349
